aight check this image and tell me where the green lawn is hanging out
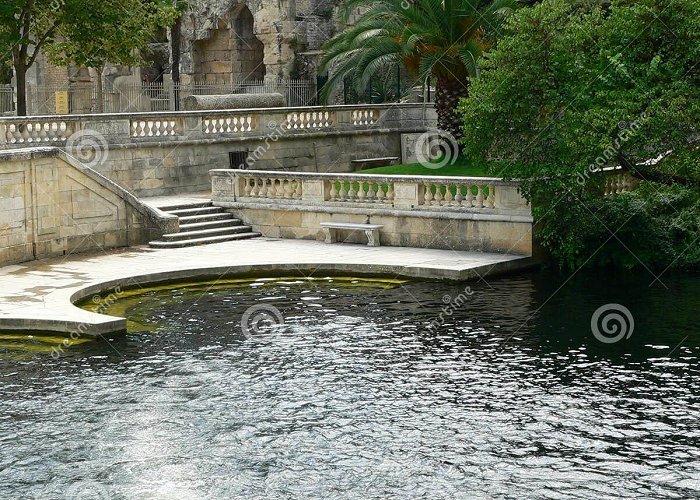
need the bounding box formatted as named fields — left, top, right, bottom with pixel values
left=357, top=158, right=506, bottom=177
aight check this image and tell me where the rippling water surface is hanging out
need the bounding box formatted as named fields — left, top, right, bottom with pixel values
left=1, top=271, right=699, bottom=499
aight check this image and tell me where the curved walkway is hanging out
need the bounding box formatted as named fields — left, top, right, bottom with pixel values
left=0, top=238, right=534, bottom=336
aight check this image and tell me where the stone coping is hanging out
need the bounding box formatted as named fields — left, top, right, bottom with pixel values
left=213, top=200, right=534, bottom=223
left=211, top=168, right=521, bottom=186
left=0, top=239, right=536, bottom=337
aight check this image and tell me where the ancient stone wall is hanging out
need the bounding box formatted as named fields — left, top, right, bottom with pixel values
left=0, top=148, right=175, bottom=266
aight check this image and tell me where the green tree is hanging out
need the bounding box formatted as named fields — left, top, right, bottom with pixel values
left=0, top=0, right=66, bottom=116
left=0, top=0, right=176, bottom=115
left=459, top=0, right=700, bottom=270
left=320, top=0, right=518, bottom=139
left=46, top=0, right=177, bottom=112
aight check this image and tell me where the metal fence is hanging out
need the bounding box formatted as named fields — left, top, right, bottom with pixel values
left=20, top=79, right=317, bottom=115
left=0, top=85, right=13, bottom=115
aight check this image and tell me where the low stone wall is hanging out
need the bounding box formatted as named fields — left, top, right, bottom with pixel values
left=0, top=148, right=177, bottom=266
left=0, top=104, right=436, bottom=198
left=211, top=170, right=533, bottom=255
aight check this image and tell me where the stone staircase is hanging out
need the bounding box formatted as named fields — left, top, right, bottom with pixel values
left=149, top=201, right=261, bottom=248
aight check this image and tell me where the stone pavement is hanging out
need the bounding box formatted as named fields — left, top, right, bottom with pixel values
left=0, top=238, right=535, bottom=336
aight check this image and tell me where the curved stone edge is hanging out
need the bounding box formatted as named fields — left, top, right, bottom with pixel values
left=0, top=258, right=537, bottom=338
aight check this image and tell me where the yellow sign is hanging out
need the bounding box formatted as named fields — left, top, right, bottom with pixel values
left=55, top=91, right=69, bottom=114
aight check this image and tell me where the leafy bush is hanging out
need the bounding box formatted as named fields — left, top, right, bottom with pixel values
left=459, top=0, right=700, bottom=270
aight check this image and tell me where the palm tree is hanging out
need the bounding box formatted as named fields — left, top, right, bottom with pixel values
left=320, top=0, right=518, bottom=139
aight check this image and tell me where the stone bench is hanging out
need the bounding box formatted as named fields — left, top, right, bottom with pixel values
left=320, top=222, right=384, bottom=247
left=351, top=156, right=399, bottom=170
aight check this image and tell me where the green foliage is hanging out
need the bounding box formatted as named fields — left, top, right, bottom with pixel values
left=319, top=0, right=518, bottom=102
left=45, top=0, right=177, bottom=70
left=459, top=0, right=700, bottom=270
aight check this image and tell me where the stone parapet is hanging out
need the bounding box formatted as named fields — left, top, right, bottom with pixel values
left=211, top=169, right=533, bottom=255
left=0, top=147, right=177, bottom=266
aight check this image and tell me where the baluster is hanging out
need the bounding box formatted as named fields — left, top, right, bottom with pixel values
left=486, top=184, right=496, bottom=208
left=244, top=178, right=252, bottom=197
left=455, top=184, right=464, bottom=206
left=259, top=178, right=269, bottom=198
left=386, top=183, right=394, bottom=203
left=433, top=184, right=444, bottom=205
left=376, top=183, right=386, bottom=203
left=423, top=182, right=434, bottom=205
left=445, top=183, right=455, bottom=205
left=329, top=180, right=338, bottom=201
left=357, top=180, right=367, bottom=202
left=348, top=180, right=357, bottom=201
left=366, top=182, right=376, bottom=202
left=465, top=184, right=474, bottom=207
left=339, top=180, right=348, bottom=201
left=284, top=179, right=293, bottom=198
left=475, top=184, right=484, bottom=208
left=250, top=178, right=260, bottom=197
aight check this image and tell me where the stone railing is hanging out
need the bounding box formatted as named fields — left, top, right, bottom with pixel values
left=0, top=147, right=177, bottom=266
left=0, top=103, right=432, bottom=146
left=211, top=169, right=530, bottom=215
left=603, top=170, right=639, bottom=195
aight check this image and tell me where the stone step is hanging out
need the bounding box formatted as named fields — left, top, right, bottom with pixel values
left=166, top=206, right=223, bottom=217
left=156, top=201, right=213, bottom=212
left=178, top=219, right=243, bottom=231
left=162, top=225, right=253, bottom=241
left=177, top=213, right=234, bottom=224
left=149, top=232, right=262, bottom=248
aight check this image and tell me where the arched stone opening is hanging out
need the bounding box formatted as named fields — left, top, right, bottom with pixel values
left=231, top=5, right=265, bottom=81
left=192, top=19, right=233, bottom=83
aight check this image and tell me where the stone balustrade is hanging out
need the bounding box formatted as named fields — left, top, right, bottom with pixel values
left=0, top=103, right=429, bottom=147
left=211, top=169, right=533, bottom=255
left=603, top=171, right=639, bottom=195
left=0, top=104, right=435, bottom=198
left=212, top=170, right=530, bottom=215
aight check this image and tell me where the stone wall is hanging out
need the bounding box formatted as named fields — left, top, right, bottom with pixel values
left=224, top=206, right=533, bottom=255
left=211, top=169, right=534, bottom=255
left=0, top=148, right=177, bottom=266
left=0, top=103, right=436, bottom=198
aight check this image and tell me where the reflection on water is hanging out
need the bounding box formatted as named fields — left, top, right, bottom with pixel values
left=0, top=272, right=699, bottom=499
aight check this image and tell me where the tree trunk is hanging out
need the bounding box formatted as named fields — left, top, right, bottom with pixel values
left=95, top=68, right=104, bottom=113
left=171, top=14, right=182, bottom=110
left=435, top=77, right=469, bottom=140
left=15, top=63, right=27, bottom=116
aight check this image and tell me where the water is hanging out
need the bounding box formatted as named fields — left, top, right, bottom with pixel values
left=1, top=271, right=699, bottom=499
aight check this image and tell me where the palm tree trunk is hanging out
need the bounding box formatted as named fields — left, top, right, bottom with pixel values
left=435, top=77, right=469, bottom=140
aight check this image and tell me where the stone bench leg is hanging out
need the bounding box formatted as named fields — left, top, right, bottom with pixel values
left=323, top=227, right=337, bottom=244
left=365, top=229, right=380, bottom=247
